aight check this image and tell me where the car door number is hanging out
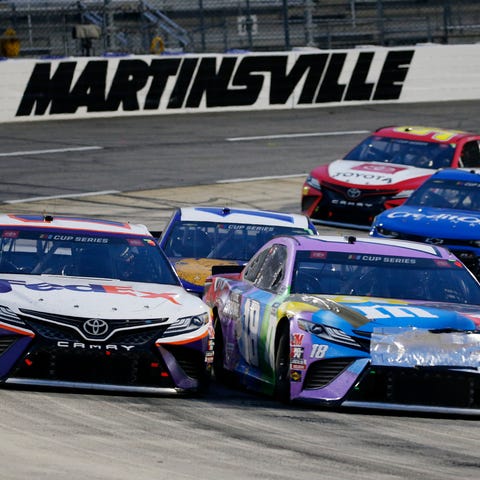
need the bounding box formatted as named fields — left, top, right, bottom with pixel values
left=242, top=298, right=260, bottom=367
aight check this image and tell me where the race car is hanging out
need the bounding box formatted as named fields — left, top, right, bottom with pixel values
left=204, top=234, right=480, bottom=414
left=370, top=168, right=480, bottom=278
left=0, top=214, right=213, bottom=394
left=301, top=126, right=480, bottom=229
left=158, top=206, right=317, bottom=296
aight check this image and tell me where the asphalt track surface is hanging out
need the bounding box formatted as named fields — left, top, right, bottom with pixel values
left=1, top=102, right=480, bottom=480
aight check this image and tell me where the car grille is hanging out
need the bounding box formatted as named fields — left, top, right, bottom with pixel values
left=19, top=309, right=169, bottom=341
left=303, top=358, right=356, bottom=389
left=12, top=346, right=176, bottom=388
left=313, top=182, right=396, bottom=226
left=10, top=311, right=202, bottom=388
left=348, top=366, right=480, bottom=409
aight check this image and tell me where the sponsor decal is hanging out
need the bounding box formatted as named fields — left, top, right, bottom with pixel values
left=353, top=163, right=406, bottom=174
left=310, top=251, right=327, bottom=259
left=291, top=346, right=304, bottom=360
left=16, top=50, right=413, bottom=117
left=387, top=210, right=480, bottom=225
left=291, top=332, right=304, bottom=346
left=291, top=370, right=303, bottom=382
left=350, top=304, right=438, bottom=319
left=331, top=170, right=395, bottom=184
left=291, top=362, right=306, bottom=370
left=347, top=254, right=417, bottom=264
left=0, top=279, right=181, bottom=303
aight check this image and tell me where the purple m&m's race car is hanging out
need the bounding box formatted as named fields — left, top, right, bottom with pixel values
left=204, top=234, right=480, bottom=415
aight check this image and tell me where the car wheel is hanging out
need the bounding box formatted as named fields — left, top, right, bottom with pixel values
left=274, top=327, right=291, bottom=403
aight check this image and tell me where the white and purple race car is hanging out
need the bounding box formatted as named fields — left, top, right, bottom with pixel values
left=204, top=234, right=480, bottom=414
left=0, top=214, right=213, bottom=394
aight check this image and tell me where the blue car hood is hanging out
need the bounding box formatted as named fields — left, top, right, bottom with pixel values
left=376, top=205, right=480, bottom=239
left=309, top=296, right=480, bottom=332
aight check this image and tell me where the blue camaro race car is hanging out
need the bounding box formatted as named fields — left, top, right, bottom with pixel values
left=370, top=169, right=480, bottom=278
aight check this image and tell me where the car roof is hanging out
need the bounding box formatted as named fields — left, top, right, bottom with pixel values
left=275, top=234, right=454, bottom=260
left=0, top=214, right=151, bottom=236
left=373, top=126, right=475, bottom=143
left=177, top=206, right=311, bottom=228
left=428, top=168, right=480, bottom=181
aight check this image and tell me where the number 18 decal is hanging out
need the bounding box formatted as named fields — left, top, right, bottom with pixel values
left=242, top=298, right=261, bottom=367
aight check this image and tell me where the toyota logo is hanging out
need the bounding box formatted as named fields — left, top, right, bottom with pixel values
left=83, top=318, right=109, bottom=336
left=347, top=188, right=362, bottom=200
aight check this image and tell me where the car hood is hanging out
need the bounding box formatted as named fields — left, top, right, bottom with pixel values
left=323, top=159, right=433, bottom=187
left=0, top=274, right=208, bottom=321
left=285, top=294, right=480, bottom=331
left=374, top=205, right=480, bottom=239
left=172, top=258, right=243, bottom=291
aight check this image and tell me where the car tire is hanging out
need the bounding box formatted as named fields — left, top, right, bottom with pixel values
left=213, top=317, right=230, bottom=385
left=274, top=327, right=291, bottom=403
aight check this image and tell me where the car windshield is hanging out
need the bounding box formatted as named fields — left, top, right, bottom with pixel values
left=0, top=228, right=180, bottom=285
left=163, top=221, right=311, bottom=261
left=345, top=135, right=455, bottom=169
left=406, top=177, right=480, bottom=210
left=292, top=251, right=480, bottom=304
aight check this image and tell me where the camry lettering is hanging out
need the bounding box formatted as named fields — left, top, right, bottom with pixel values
left=57, top=341, right=135, bottom=351
left=16, top=50, right=413, bottom=117
left=351, top=305, right=438, bottom=319
left=331, top=200, right=374, bottom=208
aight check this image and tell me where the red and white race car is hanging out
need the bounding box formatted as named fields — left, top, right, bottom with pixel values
left=301, top=126, right=480, bottom=229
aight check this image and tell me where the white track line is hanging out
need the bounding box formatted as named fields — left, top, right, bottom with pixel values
left=0, top=146, right=102, bottom=157
left=226, top=129, right=370, bottom=141
left=216, top=173, right=306, bottom=184
left=5, top=190, right=120, bottom=204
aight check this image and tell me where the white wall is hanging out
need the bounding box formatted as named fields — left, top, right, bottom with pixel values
left=1, top=44, right=479, bottom=123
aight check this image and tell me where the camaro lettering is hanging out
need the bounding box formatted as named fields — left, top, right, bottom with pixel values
left=57, top=341, right=135, bottom=351
left=351, top=305, right=438, bottom=319
left=16, top=50, right=413, bottom=116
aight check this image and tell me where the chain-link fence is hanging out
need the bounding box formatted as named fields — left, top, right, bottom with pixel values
left=1, top=1, right=480, bottom=58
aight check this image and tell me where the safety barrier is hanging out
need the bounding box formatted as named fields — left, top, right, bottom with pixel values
left=1, top=43, right=480, bottom=123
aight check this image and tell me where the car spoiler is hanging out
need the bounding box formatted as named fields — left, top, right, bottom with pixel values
left=211, top=264, right=245, bottom=276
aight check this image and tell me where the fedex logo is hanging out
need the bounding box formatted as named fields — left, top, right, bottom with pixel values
left=0, top=279, right=180, bottom=303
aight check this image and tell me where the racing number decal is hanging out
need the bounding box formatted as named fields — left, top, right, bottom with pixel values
left=242, top=298, right=260, bottom=367
left=392, top=126, right=460, bottom=142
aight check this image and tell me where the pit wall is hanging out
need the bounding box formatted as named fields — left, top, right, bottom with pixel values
left=1, top=44, right=479, bottom=123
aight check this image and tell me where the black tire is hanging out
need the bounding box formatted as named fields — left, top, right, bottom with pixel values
left=213, top=317, right=229, bottom=384
left=274, top=327, right=291, bottom=403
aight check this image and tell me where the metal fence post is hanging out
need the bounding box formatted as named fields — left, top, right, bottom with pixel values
left=305, top=0, right=315, bottom=47
left=283, top=0, right=291, bottom=50
left=199, top=0, right=206, bottom=52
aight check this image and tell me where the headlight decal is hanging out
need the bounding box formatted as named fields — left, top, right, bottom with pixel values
left=157, top=312, right=211, bottom=345
left=0, top=305, right=34, bottom=337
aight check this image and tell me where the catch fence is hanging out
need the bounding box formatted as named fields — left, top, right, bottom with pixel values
left=1, top=0, right=480, bottom=57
